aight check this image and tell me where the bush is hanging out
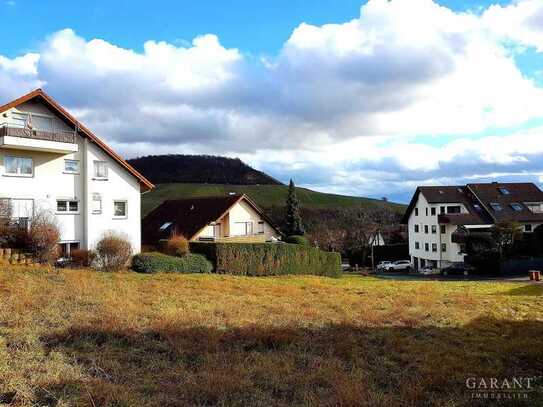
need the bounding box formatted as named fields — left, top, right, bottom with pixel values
left=27, top=210, right=60, bottom=264
left=71, top=249, right=96, bottom=268
left=132, top=252, right=213, bottom=274
left=190, top=242, right=341, bottom=277
left=284, top=235, right=309, bottom=246
left=162, top=235, right=190, bottom=257
left=96, top=232, right=133, bottom=272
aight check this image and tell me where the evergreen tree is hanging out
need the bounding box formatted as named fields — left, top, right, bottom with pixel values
left=285, top=179, right=304, bottom=236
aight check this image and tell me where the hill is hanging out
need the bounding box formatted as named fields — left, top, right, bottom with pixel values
left=128, top=155, right=281, bottom=185
left=141, top=183, right=405, bottom=216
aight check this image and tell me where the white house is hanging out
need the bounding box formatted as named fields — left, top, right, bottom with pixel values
left=0, top=89, right=154, bottom=255
left=142, top=194, right=281, bottom=244
left=402, top=182, right=543, bottom=270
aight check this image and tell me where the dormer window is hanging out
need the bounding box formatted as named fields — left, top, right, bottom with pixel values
left=499, top=188, right=510, bottom=195
left=510, top=203, right=523, bottom=212
left=490, top=202, right=503, bottom=211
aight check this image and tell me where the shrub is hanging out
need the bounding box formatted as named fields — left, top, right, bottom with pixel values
left=132, top=252, right=213, bottom=274
left=71, top=249, right=97, bottom=268
left=284, top=235, right=310, bottom=246
left=190, top=242, right=341, bottom=277
left=27, top=210, right=61, bottom=264
left=96, top=232, right=133, bottom=272
left=162, top=235, right=190, bottom=257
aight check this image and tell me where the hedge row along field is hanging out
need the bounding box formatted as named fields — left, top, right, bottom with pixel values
left=190, top=242, right=341, bottom=277
left=132, top=252, right=213, bottom=274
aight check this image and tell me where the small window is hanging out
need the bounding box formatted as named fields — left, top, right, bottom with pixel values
left=94, top=161, right=108, bottom=179
left=414, top=224, right=419, bottom=233
left=446, top=206, right=461, bottom=214
left=425, top=243, right=429, bottom=252
left=432, top=243, right=437, bottom=252
left=441, top=243, right=446, bottom=252
left=510, top=203, right=523, bottom=212
left=57, top=199, right=79, bottom=213
left=440, top=206, right=445, bottom=214
left=525, top=224, right=533, bottom=232
left=415, top=242, right=420, bottom=250
left=431, top=225, right=437, bottom=234
left=424, top=225, right=429, bottom=234
left=440, top=225, right=446, bottom=234
left=415, top=208, right=419, bottom=216
left=499, top=188, right=510, bottom=195
left=92, top=193, right=102, bottom=214
left=425, top=208, right=428, bottom=216
left=431, top=207, right=436, bottom=216
left=160, top=222, right=173, bottom=231
left=5, top=156, right=33, bottom=177
left=258, top=221, right=265, bottom=234
left=490, top=202, right=503, bottom=212
left=64, top=159, right=80, bottom=174
left=113, top=200, right=127, bottom=218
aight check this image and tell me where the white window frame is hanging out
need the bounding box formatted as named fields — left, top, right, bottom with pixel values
left=93, top=160, right=108, bottom=180
left=92, top=193, right=102, bottom=214
left=235, top=221, right=253, bottom=236
left=4, top=155, right=33, bottom=177
left=56, top=199, right=79, bottom=214
left=113, top=200, right=127, bottom=219
left=64, top=159, right=80, bottom=174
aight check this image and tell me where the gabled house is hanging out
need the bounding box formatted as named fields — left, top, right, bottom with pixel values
left=0, top=89, right=154, bottom=255
left=142, top=194, right=282, bottom=244
left=402, top=182, right=543, bottom=270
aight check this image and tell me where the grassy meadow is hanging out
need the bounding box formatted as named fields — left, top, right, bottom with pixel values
left=0, top=266, right=542, bottom=406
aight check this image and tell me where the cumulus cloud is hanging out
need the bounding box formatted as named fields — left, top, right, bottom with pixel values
left=0, top=0, right=542, bottom=201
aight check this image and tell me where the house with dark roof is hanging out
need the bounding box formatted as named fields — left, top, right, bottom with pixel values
left=402, top=182, right=543, bottom=270
left=142, top=194, right=281, bottom=244
left=0, top=89, right=153, bottom=255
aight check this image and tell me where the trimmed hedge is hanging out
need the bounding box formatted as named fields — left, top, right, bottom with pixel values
left=190, top=242, right=341, bottom=277
left=132, top=252, right=213, bottom=274
left=284, top=235, right=310, bottom=246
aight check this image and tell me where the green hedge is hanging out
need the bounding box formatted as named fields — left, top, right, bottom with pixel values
left=132, top=252, right=213, bottom=274
left=190, top=242, right=341, bottom=277
left=284, top=235, right=310, bottom=246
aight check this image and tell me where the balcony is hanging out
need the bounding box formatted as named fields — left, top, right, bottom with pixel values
left=0, top=124, right=78, bottom=154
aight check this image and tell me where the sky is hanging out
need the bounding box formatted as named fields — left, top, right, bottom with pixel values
left=1, top=0, right=543, bottom=203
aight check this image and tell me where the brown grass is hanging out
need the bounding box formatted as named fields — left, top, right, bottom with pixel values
left=0, top=266, right=542, bottom=406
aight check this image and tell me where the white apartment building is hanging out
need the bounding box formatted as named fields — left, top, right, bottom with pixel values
left=0, top=89, right=153, bottom=255
left=402, top=183, right=543, bottom=270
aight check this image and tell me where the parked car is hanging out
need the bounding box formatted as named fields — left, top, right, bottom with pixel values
left=441, top=263, right=472, bottom=276
left=386, top=260, right=412, bottom=272
left=420, top=266, right=439, bottom=275
left=376, top=261, right=393, bottom=271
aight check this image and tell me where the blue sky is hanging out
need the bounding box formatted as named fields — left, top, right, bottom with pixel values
left=1, top=0, right=543, bottom=203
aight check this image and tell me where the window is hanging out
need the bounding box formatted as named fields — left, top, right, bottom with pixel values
left=57, top=199, right=79, bottom=213
left=92, top=193, right=102, bottom=214
left=11, top=111, right=29, bottom=127
left=64, top=159, right=80, bottom=174
left=473, top=203, right=482, bottom=212
left=113, top=200, right=127, bottom=218
left=432, top=243, right=437, bottom=252
left=525, top=224, right=533, bottom=232
left=160, top=222, right=172, bottom=231
left=446, top=206, right=461, bottom=214
left=415, top=208, right=419, bottom=216
left=414, top=224, right=419, bottom=233
left=425, top=208, right=428, bottom=216
left=94, top=161, right=108, bottom=179
left=4, top=156, right=33, bottom=177
left=424, top=225, right=429, bottom=234
left=441, top=243, right=446, bottom=252
left=431, top=225, right=437, bottom=234
left=415, top=242, right=420, bottom=250
left=510, top=203, right=523, bottom=212
left=440, top=206, right=446, bottom=214
left=431, top=207, right=436, bottom=216
left=525, top=203, right=543, bottom=213
left=425, top=243, right=429, bottom=252
left=258, top=221, right=265, bottom=234
left=490, top=202, right=503, bottom=212
left=235, top=221, right=254, bottom=236
left=440, top=225, right=446, bottom=234
left=499, top=187, right=510, bottom=195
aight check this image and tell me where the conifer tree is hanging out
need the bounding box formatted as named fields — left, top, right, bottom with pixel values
left=285, top=179, right=304, bottom=236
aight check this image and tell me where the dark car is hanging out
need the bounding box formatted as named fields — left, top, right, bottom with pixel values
left=441, top=263, right=472, bottom=276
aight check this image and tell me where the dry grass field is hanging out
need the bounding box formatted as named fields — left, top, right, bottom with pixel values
left=0, top=266, right=542, bottom=406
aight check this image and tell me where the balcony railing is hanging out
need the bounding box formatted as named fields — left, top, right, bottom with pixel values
left=0, top=124, right=76, bottom=144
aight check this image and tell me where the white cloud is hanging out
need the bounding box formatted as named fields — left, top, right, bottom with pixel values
left=0, top=0, right=543, bottom=200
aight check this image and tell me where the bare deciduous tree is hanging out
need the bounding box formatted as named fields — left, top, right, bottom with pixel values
left=27, top=209, right=61, bottom=264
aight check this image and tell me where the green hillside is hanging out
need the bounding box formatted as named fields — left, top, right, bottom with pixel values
left=142, top=183, right=406, bottom=216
